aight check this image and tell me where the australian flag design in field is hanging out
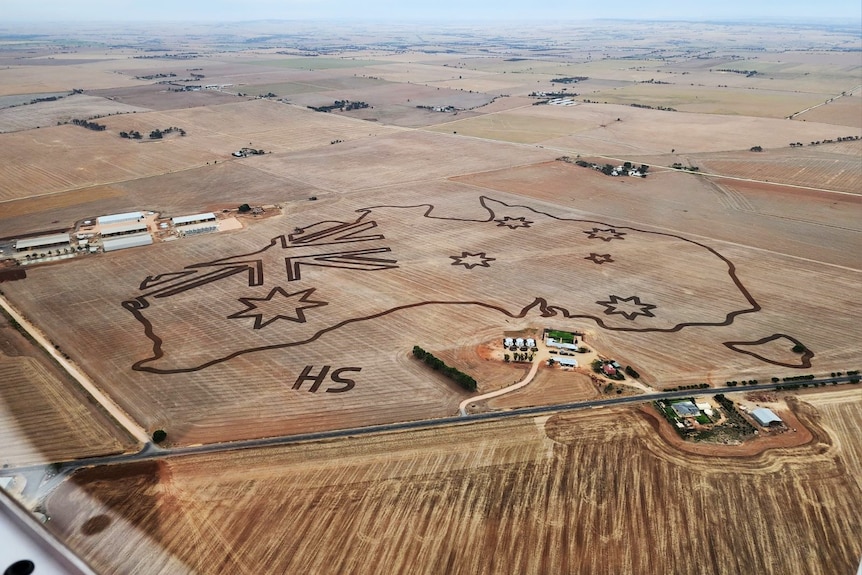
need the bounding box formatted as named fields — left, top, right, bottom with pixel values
left=123, top=197, right=759, bottom=373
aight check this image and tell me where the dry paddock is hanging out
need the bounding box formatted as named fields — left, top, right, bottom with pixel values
left=45, top=392, right=862, bottom=575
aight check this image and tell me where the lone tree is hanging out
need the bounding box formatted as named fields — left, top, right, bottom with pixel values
left=238, top=203, right=251, bottom=213
left=152, top=429, right=167, bottom=443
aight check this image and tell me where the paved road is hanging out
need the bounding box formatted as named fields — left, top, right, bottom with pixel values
left=7, top=375, right=856, bottom=497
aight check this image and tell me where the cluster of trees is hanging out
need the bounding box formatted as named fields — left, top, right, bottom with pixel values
left=624, top=365, right=640, bottom=378
left=630, top=103, right=677, bottom=112
left=505, top=352, right=533, bottom=363
left=71, top=118, right=106, bottom=131
left=725, top=379, right=758, bottom=387
left=148, top=126, right=186, bottom=139
left=671, top=163, right=700, bottom=172
left=135, top=73, right=176, bottom=80
left=119, top=131, right=143, bottom=139
left=714, top=68, right=758, bottom=77
left=310, top=100, right=370, bottom=113
left=412, top=346, right=477, bottom=391
left=713, top=394, right=756, bottom=434
left=750, top=145, right=763, bottom=152
left=550, top=76, right=589, bottom=84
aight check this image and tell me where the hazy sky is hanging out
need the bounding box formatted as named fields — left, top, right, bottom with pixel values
left=3, top=0, right=861, bottom=22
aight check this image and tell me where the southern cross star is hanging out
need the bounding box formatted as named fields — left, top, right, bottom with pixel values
left=584, top=227, right=626, bottom=241
left=228, top=287, right=328, bottom=329
left=494, top=216, right=532, bottom=229
left=585, top=253, right=614, bottom=264
left=450, top=251, right=496, bottom=269
left=596, top=295, right=657, bottom=321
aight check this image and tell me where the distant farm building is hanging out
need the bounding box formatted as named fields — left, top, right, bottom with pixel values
left=515, top=338, right=525, bottom=347
left=526, top=338, right=536, bottom=348
left=102, top=233, right=153, bottom=252
left=100, top=222, right=148, bottom=238
left=503, top=337, right=514, bottom=347
left=173, top=213, right=219, bottom=236
left=602, top=363, right=618, bottom=377
left=556, top=357, right=578, bottom=367
left=750, top=408, right=783, bottom=427
left=14, top=233, right=71, bottom=253
left=672, top=401, right=701, bottom=418
left=97, top=211, right=144, bottom=226
left=172, top=212, right=217, bottom=227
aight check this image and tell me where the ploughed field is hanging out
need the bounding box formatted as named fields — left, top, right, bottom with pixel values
left=46, top=392, right=862, bottom=575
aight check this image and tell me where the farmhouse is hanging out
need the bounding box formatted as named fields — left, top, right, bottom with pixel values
left=97, top=211, right=144, bottom=225
left=672, top=401, right=701, bottom=418
left=750, top=407, right=783, bottom=427
left=602, top=363, right=618, bottom=377
left=102, top=233, right=153, bottom=252
left=14, top=233, right=71, bottom=253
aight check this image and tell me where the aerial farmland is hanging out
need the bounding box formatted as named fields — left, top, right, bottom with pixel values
left=0, top=18, right=859, bottom=575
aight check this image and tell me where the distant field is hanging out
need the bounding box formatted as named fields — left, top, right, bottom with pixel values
left=794, top=92, right=862, bottom=128
left=585, top=83, right=832, bottom=118
left=248, top=57, right=388, bottom=70
left=700, top=150, right=862, bottom=194
left=425, top=103, right=861, bottom=154
left=46, top=393, right=862, bottom=575
left=0, top=94, right=149, bottom=133
left=0, top=100, right=400, bottom=203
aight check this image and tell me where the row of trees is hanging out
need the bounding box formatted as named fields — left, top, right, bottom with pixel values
left=71, top=118, right=106, bottom=131
left=412, top=346, right=477, bottom=391
left=309, top=100, right=370, bottom=113
left=665, top=382, right=710, bottom=391
left=505, top=352, right=533, bottom=363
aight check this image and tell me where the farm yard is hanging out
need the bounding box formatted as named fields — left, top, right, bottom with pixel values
left=0, top=20, right=859, bottom=575
left=45, top=392, right=862, bottom=575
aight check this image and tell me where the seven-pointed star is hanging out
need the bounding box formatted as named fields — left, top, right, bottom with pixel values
left=450, top=251, right=496, bottom=269
left=584, top=227, right=626, bottom=241
left=494, top=216, right=532, bottom=229
left=585, top=253, right=614, bottom=264
left=596, top=295, right=657, bottom=321
left=228, top=287, right=328, bottom=329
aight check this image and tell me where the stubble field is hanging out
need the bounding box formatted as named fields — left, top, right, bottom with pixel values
left=45, top=390, right=862, bottom=575
left=0, top=309, right=135, bottom=466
